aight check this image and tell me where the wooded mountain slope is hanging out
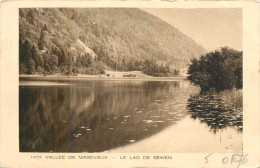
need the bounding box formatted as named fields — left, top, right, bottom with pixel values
left=19, top=8, right=206, bottom=76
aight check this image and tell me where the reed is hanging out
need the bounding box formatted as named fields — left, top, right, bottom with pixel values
left=216, top=88, right=243, bottom=110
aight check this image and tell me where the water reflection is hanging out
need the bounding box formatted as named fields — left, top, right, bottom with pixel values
left=187, top=95, right=243, bottom=133
left=19, top=80, right=198, bottom=152
left=109, top=116, right=242, bottom=153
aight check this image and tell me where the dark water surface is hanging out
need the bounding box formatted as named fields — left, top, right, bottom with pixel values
left=19, top=78, right=242, bottom=152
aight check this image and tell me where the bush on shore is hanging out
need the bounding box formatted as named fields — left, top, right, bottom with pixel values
left=187, top=47, right=242, bottom=91
left=187, top=47, right=243, bottom=111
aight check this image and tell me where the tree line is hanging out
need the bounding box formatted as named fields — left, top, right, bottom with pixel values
left=20, top=8, right=202, bottom=77
left=19, top=26, right=180, bottom=77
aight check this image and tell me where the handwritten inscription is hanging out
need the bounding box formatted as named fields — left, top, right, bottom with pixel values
left=222, top=153, right=248, bottom=167
left=205, top=153, right=248, bottom=168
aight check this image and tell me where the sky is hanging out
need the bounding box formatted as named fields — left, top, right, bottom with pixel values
left=142, top=8, right=242, bottom=52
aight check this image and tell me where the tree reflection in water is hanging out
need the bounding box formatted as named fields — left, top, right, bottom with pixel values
left=19, top=80, right=198, bottom=152
left=187, top=94, right=243, bottom=134
left=20, top=79, right=242, bottom=152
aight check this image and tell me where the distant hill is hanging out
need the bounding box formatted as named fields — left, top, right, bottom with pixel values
left=19, top=8, right=206, bottom=76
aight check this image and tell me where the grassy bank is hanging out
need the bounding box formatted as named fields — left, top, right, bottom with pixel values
left=218, top=89, right=242, bottom=110
left=209, top=88, right=243, bottom=111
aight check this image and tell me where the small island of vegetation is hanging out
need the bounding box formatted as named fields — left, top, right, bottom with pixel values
left=187, top=47, right=242, bottom=110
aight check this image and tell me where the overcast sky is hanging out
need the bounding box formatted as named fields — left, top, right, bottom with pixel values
left=142, top=8, right=242, bottom=52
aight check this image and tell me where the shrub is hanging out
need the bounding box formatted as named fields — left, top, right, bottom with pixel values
left=187, top=47, right=242, bottom=91
left=100, top=69, right=105, bottom=75
left=123, top=74, right=136, bottom=77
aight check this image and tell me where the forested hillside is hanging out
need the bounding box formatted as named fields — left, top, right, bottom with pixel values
left=19, top=8, right=206, bottom=76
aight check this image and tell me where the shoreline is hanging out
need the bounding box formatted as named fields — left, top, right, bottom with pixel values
left=19, top=74, right=187, bottom=81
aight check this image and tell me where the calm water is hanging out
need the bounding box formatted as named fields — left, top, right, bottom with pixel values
left=19, top=78, right=243, bottom=152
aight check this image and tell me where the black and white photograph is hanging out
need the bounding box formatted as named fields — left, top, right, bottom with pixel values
left=18, top=8, right=244, bottom=153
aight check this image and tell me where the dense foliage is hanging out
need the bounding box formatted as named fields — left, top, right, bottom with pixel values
left=19, top=8, right=206, bottom=76
left=187, top=47, right=242, bottom=91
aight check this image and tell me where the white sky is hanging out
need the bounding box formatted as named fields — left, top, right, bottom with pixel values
left=142, top=8, right=242, bottom=51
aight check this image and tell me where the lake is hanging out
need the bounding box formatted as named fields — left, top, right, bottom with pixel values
left=19, top=78, right=242, bottom=153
